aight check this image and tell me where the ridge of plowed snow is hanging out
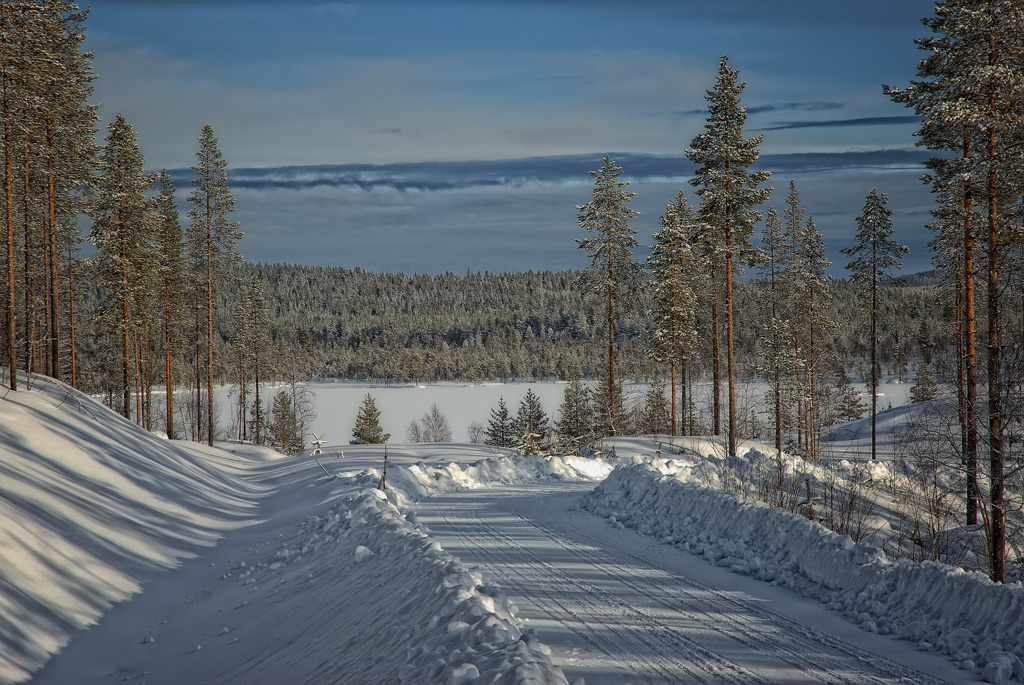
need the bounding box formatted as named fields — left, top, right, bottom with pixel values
left=581, top=461, right=1024, bottom=683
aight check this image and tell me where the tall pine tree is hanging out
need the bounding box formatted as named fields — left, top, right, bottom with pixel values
left=576, top=154, right=640, bottom=436
left=686, top=55, right=772, bottom=458
left=152, top=171, right=185, bottom=438
left=90, top=114, right=151, bottom=420
left=841, top=188, right=907, bottom=463
left=648, top=190, right=701, bottom=437
left=187, top=123, right=242, bottom=446
left=886, top=0, right=1024, bottom=580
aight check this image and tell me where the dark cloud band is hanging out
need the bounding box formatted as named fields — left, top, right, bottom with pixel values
left=163, top=149, right=930, bottom=194
left=762, top=116, right=920, bottom=131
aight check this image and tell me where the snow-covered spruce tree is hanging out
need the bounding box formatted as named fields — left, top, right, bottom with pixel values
left=187, top=123, right=242, bottom=446
left=513, top=388, right=549, bottom=449
left=90, top=115, right=152, bottom=420
left=755, top=205, right=801, bottom=461
left=796, top=215, right=835, bottom=461
left=555, top=376, right=593, bottom=453
left=576, top=154, right=640, bottom=437
left=638, top=377, right=669, bottom=436
left=648, top=190, right=701, bottom=437
left=151, top=171, right=186, bottom=439
left=886, top=0, right=1024, bottom=581
left=910, top=361, right=939, bottom=403
left=351, top=393, right=390, bottom=444
left=686, top=55, right=772, bottom=459
left=818, top=365, right=867, bottom=426
left=233, top=275, right=271, bottom=442
left=485, top=396, right=516, bottom=448
left=268, top=390, right=304, bottom=454
left=841, top=188, right=908, bottom=464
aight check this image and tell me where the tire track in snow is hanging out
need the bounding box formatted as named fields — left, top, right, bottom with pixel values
left=504, top=489, right=950, bottom=685
left=422, top=493, right=771, bottom=684
left=417, top=483, right=951, bottom=685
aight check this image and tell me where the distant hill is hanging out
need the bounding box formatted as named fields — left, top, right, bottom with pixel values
left=898, top=268, right=942, bottom=287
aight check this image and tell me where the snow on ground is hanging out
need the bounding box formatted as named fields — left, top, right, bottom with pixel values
left=0, top=375, right=267, bottom=684
left=580, top=452, right=1024, bottom=684
left=244, top=377, right=904, bottom=447
left=4, top=374, right=1022, bottom=683
left=2, top=375, right=604, bottom=684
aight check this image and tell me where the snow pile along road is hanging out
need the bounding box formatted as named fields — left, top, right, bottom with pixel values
left=366, top=452, right=618, bottom=507
left=581, top=461, right=1024, bottom=684
left=252, top=487, right=568, bottom=684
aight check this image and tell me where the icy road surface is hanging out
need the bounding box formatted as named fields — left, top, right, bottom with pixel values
left=414, top=483, right=964, bottom=685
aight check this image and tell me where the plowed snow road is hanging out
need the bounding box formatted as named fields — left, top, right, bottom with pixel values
left=414, top=483, right=966, bottom=685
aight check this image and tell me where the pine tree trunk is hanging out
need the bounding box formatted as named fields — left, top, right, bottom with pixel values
left=164, top=279, right=175, bottom=439
left=870, top=264, right=878, bottom=462
left=46, top=119, right=58, bottom=380
left=986, top=119, right=1004, bottom=583
left=121, top=281, right=130, bottom=419
left=808, top=296, right=818, bottom=461
left=207, top=250, right=214, bottom=446
left=670, top=359, right=677, bottom=437
left=774, top=365, right=781, bottom=459
left=22, top=148, right=32, bottom=376
left=194, top=299, right=202, bottom=442
left=711, top=269, right=721, bottom=436
left=1, top=4, right=15, bottom=392
left=254, top=351, right=262, bottom=444
left=724, top=164, right=737, bottom=459
left=669, top=283, right=677, bottom=437
left=680, top=363, right=688, bottom=436
left=67, top=241, right=77, bottom=387
left=963, top=136, right=979, bottom=526
left=606, top=238, right=616, bottom=436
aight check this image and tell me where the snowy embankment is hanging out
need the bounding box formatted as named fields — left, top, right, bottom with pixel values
left=580, top=460, right=1024, bottom=684
left=0, top=376, right=266, bottom=684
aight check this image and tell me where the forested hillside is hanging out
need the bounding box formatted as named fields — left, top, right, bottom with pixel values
left=219, top=263, right=950, bottom=388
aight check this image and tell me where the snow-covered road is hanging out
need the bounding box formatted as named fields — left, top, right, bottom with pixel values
left=414, top=483, right=964, bottom=685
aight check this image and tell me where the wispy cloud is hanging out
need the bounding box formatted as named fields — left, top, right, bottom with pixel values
left=762, top=116, right=920, bottom=131
left=747, top=101, right=844, bottom=115
left=674, top=101, right=846, bottom=117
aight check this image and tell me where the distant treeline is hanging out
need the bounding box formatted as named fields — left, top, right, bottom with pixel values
left=196, top=262, right=950, bottom=387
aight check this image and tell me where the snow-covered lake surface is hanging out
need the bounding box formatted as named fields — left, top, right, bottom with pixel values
left=2, top=375, right=1019, bottom=684
left=249, top=377, right=913, bottom=447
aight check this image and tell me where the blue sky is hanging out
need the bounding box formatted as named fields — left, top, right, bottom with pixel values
left=86, top=0, right=938, bottom=274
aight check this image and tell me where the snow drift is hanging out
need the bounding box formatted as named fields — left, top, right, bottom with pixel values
left=257, top=487, right=568, bottom=684
left=581, top=461, right=1024, bottom=683
left=0, top=377, right=265, bottom=684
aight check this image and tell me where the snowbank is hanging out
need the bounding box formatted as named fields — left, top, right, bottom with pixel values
left=0, top=377, right=265, bottom=684
left=252, top=487, right=568, bottom=683
left=581, top=463, right=1024, bottom=683
left=220, top=453, right=613, bottom=683
left=387, top=453, right=616, bottom=505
